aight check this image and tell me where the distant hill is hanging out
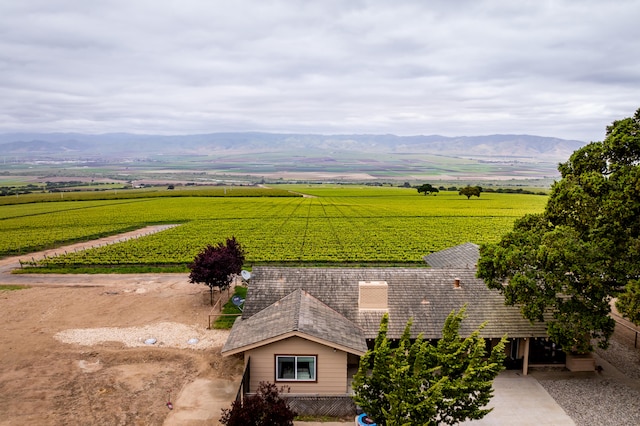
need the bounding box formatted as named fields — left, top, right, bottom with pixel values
left=0, top=132, right=585, bottom=163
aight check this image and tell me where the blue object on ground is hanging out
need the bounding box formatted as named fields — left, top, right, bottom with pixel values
left=356, top=413, right=377, bottom=425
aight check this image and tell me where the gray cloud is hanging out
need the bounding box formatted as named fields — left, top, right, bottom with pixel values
left=0, top=0, right=639, bottom=141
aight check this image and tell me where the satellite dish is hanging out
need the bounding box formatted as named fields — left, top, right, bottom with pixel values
left=232, top=295, right=245, bottom=311
left=241, top=270, right=252, bottom=281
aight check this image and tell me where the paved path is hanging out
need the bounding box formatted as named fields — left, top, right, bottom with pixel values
left=459, top=370, right=574, bottom=425
left=164, top=378, right=241, bottom=426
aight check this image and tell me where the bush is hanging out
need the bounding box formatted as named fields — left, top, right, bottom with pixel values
left=220, top=382, right=296, bottom=426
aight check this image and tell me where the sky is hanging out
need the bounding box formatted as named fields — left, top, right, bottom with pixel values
left=1, top=0, right=639, bottom=142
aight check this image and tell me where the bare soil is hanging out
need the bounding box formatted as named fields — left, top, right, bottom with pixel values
left=0, top=230, right=244, bottom=426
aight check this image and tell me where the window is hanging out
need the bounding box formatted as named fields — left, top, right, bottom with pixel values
left=276, top=355, right=316, bottom=381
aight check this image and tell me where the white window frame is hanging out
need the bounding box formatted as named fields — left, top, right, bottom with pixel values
left=275, top=355, right=317, bottom=382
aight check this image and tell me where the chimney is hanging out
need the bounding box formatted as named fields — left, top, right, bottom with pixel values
left=453, top=277, right=461, bottom=288
left=359, top=281, right=388, bottom=310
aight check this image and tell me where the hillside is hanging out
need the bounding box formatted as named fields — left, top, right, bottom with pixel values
left=0, top=132, right=585, bottom=182
left=0, top=132, right=583, bottom=161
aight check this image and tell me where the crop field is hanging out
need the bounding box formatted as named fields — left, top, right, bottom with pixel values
left=0, top=185, right=296, bottom=206
left=1, top=185, right=548, bottom=268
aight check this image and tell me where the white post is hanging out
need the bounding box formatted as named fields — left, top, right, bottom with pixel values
left=522, top=338, right=530, bottom=376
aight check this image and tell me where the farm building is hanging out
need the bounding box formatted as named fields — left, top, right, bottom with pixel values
left=221, top=244, right=555, bottom=416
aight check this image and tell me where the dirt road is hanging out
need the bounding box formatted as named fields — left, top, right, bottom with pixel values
left=0, top=227, right=244, bottom=425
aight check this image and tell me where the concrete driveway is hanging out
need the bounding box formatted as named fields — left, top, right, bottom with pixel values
left=296, top=370, right=574, bottom=426
left=459, top=370, right=574, bottom=425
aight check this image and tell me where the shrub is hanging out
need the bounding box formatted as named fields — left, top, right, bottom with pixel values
left=220, top=382, right=296, bottom=426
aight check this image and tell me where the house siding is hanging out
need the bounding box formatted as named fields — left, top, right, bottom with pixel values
left=245, top=336, right=348, bottom=394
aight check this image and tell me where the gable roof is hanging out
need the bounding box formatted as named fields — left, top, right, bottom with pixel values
left=221, top=288, right=368, bottom=356
left=239, top=266, right=548, bottom=341
left=423, top=242, right=480, bottom=269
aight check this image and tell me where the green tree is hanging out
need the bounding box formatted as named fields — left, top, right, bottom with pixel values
left=352, top=307, right=506, bottom=425
left=417, top=183, right=439, bottom=196
left=616, top=280, right=640, bottom=325
left=188, top=236, right=245, bottom=305
left=477, top=108, right=640, bottom=353
left=458, top=186, right=481, bottom=199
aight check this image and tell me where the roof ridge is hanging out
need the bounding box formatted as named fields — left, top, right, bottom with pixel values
left=293, top=288, right=302, bottom=331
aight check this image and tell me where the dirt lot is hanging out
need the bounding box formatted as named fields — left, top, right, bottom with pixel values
left=0, top=230, right=244, bottom=426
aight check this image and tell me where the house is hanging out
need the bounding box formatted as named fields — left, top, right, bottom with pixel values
left=221, top=244, right=553, bottom=416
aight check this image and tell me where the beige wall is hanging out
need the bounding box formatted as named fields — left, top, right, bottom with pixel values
left=358, top=281, right=388, bottom=310
left=245, top=336, right=348, bottom=395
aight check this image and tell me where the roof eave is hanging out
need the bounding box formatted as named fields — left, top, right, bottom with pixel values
left=221, top=330, right=367, bottom=357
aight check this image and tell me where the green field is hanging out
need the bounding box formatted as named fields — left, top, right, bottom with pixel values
left=1, top=185, right=547, bottom=269
left=0, top=185, right=296, bottom=206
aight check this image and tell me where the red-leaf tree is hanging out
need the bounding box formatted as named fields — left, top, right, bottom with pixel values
left=220, top=382, right=296, bottom=426
left=188, top=237, right=245, bottom=305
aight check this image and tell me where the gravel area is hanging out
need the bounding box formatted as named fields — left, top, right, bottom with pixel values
left=538, top=376, right=640, bottom=426
left=596, top=336, right=640, bottom=380
left=535, top=331, right=640, bottom=426
left=54, top=321, right=229, bottom=349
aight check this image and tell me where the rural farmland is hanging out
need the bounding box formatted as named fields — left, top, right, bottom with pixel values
left=1, top=185, right=548, bottom=269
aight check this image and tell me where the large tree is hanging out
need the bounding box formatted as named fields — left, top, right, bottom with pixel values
left=417, top=183, right=439, bottom=196
left=352, top=308, right=506, bottom=426
left=477, top=108, right=640, bottom=353
left=458, top=186, right=482, bottom=199
left=188, top=236, right=245, bottom=305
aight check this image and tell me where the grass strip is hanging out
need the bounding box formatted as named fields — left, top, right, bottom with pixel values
left=213, top=286, right=248, bottom=329
left=0, top=285, right=29, bottom=291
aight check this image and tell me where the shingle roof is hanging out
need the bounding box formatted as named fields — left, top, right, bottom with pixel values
left=221, top=288, right=368, bottom=355
left=423, top=242, right=480, bottom=269
left=240, top=266, right=547, bottom=340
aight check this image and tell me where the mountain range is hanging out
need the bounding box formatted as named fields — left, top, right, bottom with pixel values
left=0, top=132, right=584, bottom=163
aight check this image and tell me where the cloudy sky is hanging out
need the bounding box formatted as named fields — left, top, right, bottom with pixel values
left=1, top=0, right=639, bottom=142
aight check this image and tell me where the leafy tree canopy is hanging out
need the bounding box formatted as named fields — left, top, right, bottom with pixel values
left=617, top=280, right=640, bottom=325
left=188, top=236, right=245, bottom=305
left=477, top=108, right=640, bottom=353
left=417, top=183, right=439, bottom=196
left=459, top=186, right=482, bottom=199
left=352, top=307, right=506, bottom=425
